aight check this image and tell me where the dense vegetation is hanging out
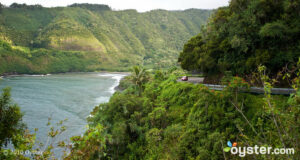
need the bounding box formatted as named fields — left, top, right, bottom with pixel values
left=0, top=84, right=68, bottom=159
left=0, top=39, right=106, bottom=74
left=65, top=0, right=300, bottom=159
left=66, top=66, right=299, bottom=159
left=0, top=87, right=36, bottom=160
left=1, top=66, right=299, bottom=159
left=178, top=0, right=300, bottom=79
left=0, top=3, right=211, bottom=75
left=1, top=0, right=299, bottom=159
left=0, top=87, right=25, bottom=147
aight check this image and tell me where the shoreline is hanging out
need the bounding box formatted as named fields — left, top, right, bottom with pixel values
left=0, top=71, right=131, bottom=78
left=114, top=76, right=127, bottom=92
left=1, top=71, right=131, bottom=93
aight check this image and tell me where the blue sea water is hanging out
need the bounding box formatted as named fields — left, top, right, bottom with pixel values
left=0, top=72, right=126, bottom=157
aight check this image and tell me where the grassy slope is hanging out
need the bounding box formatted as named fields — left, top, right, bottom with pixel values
left=0, top=7, right=211, bottom=74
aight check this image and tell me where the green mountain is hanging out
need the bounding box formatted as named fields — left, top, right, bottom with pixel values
left=0, top=4, right=211, bottom=74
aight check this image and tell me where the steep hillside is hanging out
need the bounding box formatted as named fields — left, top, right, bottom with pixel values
left=0, top=4, right=211, bottom=74
left=178, top=0, right=300, bottom=80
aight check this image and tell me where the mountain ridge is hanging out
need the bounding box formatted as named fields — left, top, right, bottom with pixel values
left=0, top=4, right=211, bottom=74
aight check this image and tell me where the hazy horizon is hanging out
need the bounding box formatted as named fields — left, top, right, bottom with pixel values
left=1, top=0, right=230, bottom=12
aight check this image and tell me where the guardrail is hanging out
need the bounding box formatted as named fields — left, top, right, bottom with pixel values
left=202, top=84, right=296, bottom=95
left=177, top=77, right=296, bottom=95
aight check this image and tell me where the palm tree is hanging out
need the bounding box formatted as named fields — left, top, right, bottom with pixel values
left=130, top=66, right=149, bottom=96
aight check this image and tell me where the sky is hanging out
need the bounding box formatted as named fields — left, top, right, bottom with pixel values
left=1, top=0, right=230, bottom=12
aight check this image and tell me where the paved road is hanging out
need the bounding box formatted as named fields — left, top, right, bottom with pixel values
left=177, top=77, right=296, bottom=95
left=177, top=77, right=204, bottom=83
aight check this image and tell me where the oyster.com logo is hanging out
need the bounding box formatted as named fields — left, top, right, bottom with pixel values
left=223, top=141, right=237, bottom=152
left=223, top=140, right=294, bottom=157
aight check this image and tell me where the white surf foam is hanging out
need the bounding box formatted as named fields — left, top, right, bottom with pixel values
left=98, top=73, right=126, bottom=94
left=95, top=96, right=110, bottom=104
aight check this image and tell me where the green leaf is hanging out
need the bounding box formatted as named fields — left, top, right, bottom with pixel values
left=223, top=147, right=231, bottom=152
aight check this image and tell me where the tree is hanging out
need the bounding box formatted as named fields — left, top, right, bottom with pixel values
left=0, top=86, right=69, bottom=159
left=0, top=3, right=4, bottom=13
left=130, top=66, right=150, bottom=96
left=178, top=0, right=300, bottom=80
left=68, top=3, right=111, bottom=11
left=65, top=124, right=108, bottom=160
left=9, top=3, right=29, bottom=9
left=0, top=87, right=25, bottom=147
left=178, top=34, right=204, bottom=71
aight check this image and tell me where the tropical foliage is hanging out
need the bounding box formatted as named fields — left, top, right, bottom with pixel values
left=68, top=67, right=300, bottom=159
left=0, top=87, right=35, bottom=160
left=178, top=0, right=300, bottom=79
left=1, top=1, right=299, bottom=159
left=130, top=66, right=150, bottom=95
left=0, top=87, right=25, bottom=147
